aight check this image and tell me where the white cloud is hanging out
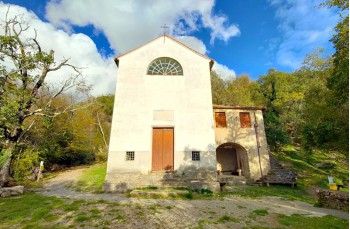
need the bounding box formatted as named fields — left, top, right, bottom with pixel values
left=0, top=3, right=117, bottom=96
left=0, top=2, right=238, bottom=95
left=45, top=0, right=240, bottom=53
left=268, top=0, right=339, bottom=69
left=202, top=14, right=240, bottom=45
left=212, top=63, right=236, bottom=81
left=175, top=35, right=236, bottom=81
left=175, top=36, right=207, bottom=54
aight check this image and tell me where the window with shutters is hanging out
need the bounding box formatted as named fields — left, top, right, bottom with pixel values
left=215, top=112, right=227, bottom=128
left=239, top=112, right=251, bottom=128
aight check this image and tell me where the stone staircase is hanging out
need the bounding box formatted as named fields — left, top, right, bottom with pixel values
left=256, top=155, right=297, bottom=187
left=103, top=171, right=220, bottom=192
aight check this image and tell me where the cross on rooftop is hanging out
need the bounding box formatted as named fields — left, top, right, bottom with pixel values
left=161, top=24, right=169, bottom=35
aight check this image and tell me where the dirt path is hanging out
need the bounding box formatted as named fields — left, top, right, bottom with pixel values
left=38, top=167, right=349, bottom=226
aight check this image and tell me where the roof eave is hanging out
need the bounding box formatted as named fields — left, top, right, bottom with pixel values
left=213, top=104, right=266, bottom=111
left=114, top=34, right=215, bottom=68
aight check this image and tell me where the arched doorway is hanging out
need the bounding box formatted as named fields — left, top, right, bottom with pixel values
left=216, top=143, right=249, bottom=177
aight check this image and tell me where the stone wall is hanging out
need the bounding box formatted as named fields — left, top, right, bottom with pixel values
left=316, top=189, right=349, bottom=211
left=103, top=170, right=220, bottom=193
left=0, top=186, right=24, bottom=197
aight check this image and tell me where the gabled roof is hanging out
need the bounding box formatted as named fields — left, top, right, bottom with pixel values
left=114, top=34, right=215, bottom=69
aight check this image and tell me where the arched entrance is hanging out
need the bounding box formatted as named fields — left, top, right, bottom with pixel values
left=216, top=143, right=250, bottom=177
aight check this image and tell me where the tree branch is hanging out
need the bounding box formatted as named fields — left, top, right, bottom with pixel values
left=24, top=103, right=91, bottom=119
left=32, top=29, right=42, bottom=53
left=96, top=112, right=108, bottom=149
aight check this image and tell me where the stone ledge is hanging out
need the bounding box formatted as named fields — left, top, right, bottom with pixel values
left=316, top=189, right=349, bottom=211
left=0, top=186, right=24, bottom=197
left=103, top=182, right=131, bottom=193
left=130, top=189, right=189, bottom=198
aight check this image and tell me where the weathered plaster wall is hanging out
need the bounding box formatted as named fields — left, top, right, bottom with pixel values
left=214, top=109, right=270, bottom=180
left=106, top=36, right=217, bottom=177
left=217, top=148, right=237, bottom=172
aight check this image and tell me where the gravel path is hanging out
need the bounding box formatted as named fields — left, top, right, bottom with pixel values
left=37, top=167, right=349, bottom=226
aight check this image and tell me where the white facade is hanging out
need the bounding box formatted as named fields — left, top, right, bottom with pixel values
left=106, top=35, right=217, bottom=178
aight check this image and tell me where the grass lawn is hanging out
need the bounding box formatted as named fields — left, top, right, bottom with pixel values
left=3, top=146, right=344, bottom=228
left=0, top=192, right=128, bottom=228
left=70, top=163, right=106, bottom=193
left=221, top=185, right=315, bottom=203
left=0, top=192, right=348, bottom=229
left=272, top=146, right=349, bottom=190
left=277, top=214, right=348, bottom=229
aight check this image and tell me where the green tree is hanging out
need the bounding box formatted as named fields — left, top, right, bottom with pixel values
left=257, top=69, right=291, bottom=150
left=0, top=13, right=88, bottom=186
left=323, top=0, right=349, bottom=104
left=211, top=71, right=263, bottom=106
left=299, top=49, right=348, bottom=153
left=210, top=71, right=227, bottom=105
left=225, top=74, right=263, bottom=106
left=26, top=95, right=114, bottom=170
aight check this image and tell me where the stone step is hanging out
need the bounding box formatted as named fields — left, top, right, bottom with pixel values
left=217, top=175, right=248, bottom=186
left=255, top=153, right=297, bottom=186
left=129, top=189, right=189, bottom=198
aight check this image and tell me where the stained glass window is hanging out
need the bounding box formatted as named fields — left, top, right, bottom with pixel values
left=147, top=57, right=183, bottom=75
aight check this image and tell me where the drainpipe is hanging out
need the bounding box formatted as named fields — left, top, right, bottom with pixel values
left=254, top=112, right=263, bottom=178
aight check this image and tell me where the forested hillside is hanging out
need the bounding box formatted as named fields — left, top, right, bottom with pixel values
left=212, top=0, right=348, bottom=155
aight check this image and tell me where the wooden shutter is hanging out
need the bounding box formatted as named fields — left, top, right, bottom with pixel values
left=239, top=112, right=251, bottom=128
left=215, top=112, right=227, bottom=128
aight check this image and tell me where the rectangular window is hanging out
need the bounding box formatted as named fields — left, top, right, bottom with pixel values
left=239, top=112, right=251, bottom=128
left=126, top=151, right=135, bottom=161
left=192, top=151, right=200, bottom=161
left=215, top=112, right=227, bottom=128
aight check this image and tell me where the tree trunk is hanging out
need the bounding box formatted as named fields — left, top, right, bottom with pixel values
left=96, top=112, right=108, bottom=150
left=0, top=143, right=14, bottom=187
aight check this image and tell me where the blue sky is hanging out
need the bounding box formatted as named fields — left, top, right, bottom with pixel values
left=0, top=0, right=341, bottom=94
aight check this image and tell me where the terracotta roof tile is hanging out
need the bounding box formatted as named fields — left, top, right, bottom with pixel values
left=213, top=104, right=266, bottom=111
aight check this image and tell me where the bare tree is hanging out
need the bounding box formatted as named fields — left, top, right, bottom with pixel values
left=0, top=9, right=89, bottom=186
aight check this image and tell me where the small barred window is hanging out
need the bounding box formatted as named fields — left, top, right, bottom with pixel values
left=126, top=151, right=135, bottom=161
left=192, top=151, right=200, bottom=161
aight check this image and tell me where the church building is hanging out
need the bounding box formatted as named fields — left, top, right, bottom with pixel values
left=104, top=35, right=270, bottom=192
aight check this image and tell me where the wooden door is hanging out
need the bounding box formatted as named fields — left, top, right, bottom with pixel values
left=152, top=128, right=174, bottom=171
